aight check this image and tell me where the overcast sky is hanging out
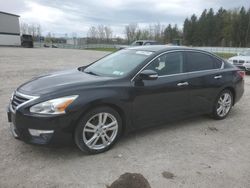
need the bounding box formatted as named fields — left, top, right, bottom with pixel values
left=1, top=0, right=249, bottom=37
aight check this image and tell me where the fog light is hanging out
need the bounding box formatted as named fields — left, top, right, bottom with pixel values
left=29, top=129, right=54, bottom=137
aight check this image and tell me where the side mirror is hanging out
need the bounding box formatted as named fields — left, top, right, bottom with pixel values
left=138, top=70, right=158, bottom=80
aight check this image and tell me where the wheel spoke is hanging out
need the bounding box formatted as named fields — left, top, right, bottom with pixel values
left=90, top=136, right=99, bottom=147
left=103, top=132, right=111, bottom=142
left=218, top=99, right=223, bottom=105
left=85, top=122, right=96, bottom=130
left=222, top=107, right=226, bottom=116
left=217, top=106, right=223, bottom=114
left=101, top=134, right=108, bottom=146
left=102, top=113, right=108, bottom=124
left=86, top=134, right=98, bottom=146
left=103, top=121, right=117, bottom=130
left=84, top=127, right=96, bottom=133
left=98, top=113, right=102, bottom=125
left=223, top=94, right=229, bottom=102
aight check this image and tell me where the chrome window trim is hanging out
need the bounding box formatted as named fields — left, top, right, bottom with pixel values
left=10, top=91, right=39, bottom=113
left=131, top=49, right=224, bottom=81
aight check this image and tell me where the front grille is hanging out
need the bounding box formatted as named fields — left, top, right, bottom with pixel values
left=11, top=93, right=29, bottom=111
left=233, top=60, right=238, bottom=64
left=239, top=60, right=245, bottom=64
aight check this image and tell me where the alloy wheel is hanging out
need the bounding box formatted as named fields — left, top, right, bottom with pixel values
left=216, top=93, right=232, bottom=117
left=82, top=112, right=118, bottom=150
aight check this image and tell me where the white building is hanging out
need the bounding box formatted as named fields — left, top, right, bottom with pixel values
left=0, top=11, right=21, bottom=46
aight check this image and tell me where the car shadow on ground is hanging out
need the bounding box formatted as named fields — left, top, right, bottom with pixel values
left=18, top=114, right=221, bottom=159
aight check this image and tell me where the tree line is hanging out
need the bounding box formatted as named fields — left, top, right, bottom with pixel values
left=124, top=23, right=181, bottom=44
left=122, top=7, right=250, bottom=47
left=21, top=6, right=250, bottom=47
left=183, top=7, right=250, bottom=47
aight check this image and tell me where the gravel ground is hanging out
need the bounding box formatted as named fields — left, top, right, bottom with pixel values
left=0, top=47, right=250, bottom=188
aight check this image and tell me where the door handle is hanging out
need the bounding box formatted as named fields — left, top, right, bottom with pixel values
left=214, top=75, right=222, bottom=79
left=177, top=82, right=189, bottom=86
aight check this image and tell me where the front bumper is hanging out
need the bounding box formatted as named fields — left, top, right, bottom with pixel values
left=7, top=106, right=78, bottom=145
left=234, top=65, right=250, bottom=72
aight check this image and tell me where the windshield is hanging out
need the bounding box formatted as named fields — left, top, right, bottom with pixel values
left=239, top=51, right=250, bottom=56
left=84, top=49, right=153, bottom=77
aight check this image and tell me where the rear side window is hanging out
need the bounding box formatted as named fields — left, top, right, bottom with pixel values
left=214, top=58, right=223, bottom=69
left=186, top=52, right=216, bottom=72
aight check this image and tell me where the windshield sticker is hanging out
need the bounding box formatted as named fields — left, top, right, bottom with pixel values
left=136, top=51, right=153, bottom=56
left=113, top=71, right=124, bottom=76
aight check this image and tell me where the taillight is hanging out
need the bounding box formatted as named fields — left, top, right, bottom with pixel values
left=237, top=70, right=245, bottom=79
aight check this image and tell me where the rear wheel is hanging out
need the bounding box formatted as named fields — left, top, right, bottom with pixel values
left=212, top=90, right=233, bottom=120
left=74, top=106, right=122, bottom=154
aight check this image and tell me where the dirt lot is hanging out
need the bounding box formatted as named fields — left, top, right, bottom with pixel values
left=0, top=47, right=250, bottom=188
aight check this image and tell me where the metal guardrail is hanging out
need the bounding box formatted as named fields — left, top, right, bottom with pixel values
left=193, top=47, right=250, bottom=54
left=34, top=42, right=118, bottom=49
left=34, top=42, right=250, bottom=54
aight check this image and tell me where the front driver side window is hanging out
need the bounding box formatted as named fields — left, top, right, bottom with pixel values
left=146, top=52, right=184, bottom=76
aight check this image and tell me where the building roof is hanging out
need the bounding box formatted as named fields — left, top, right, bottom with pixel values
left=0, top=11, right=20, bottom=17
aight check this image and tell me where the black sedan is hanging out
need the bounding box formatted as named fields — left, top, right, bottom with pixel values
left=7, top=46, right=244, bottom=154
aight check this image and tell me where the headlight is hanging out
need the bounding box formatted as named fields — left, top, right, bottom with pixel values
left=30, top=95, right=78, bottom=114
left=246, top=61, right=250, bottom=63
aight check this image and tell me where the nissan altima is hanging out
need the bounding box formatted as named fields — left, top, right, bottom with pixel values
left=7, top=46, right=244, bottom=154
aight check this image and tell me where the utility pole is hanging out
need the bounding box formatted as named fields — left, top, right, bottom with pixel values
left=246, top=11, right=250, bottom=46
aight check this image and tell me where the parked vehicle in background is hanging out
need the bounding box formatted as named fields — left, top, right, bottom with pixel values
left=21, top=34, right=33, bottom=48
left=131, top=40, right=159, bottom=46
left=119, top=40, right=160, bottom=49
left=228, top=50, right=250, bottom=73
left=7, top=46, right=244, bottom=154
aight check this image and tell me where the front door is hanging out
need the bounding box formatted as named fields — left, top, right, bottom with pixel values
left=132, top=51, right=190, bottom=128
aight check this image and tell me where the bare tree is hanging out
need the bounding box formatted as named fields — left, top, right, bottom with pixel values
left=124, top=23, right=138, bottom=43
left=20, top=22, right=29, bottom=35
left=88, top=26, right=98, bottom=39
left=20, top=22, right=42, bottom=38
left=104, top=26, right=113, bottom=42
left=97, top=25, right=105, bottom=41
left=153, top=23, right=164, bottom=41
left=36, top=24, right=42, bottom=37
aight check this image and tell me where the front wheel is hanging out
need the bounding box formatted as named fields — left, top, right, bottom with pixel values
left=74, top=106, right=122, bottom=154
left=212, top=90, right=233, bottom=120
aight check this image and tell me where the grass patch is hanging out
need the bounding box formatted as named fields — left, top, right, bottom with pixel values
left=85, top=48, right=117, bottom=52
left=214, top=52, right=236, bottom=59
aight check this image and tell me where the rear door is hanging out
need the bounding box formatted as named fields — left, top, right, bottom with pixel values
left=184, top=51, right=225, bottom=114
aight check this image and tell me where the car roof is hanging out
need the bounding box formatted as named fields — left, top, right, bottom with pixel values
left=127, top=45, right=188, bottom=52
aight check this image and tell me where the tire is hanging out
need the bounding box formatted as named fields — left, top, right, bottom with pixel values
left=212, top=89, right=233, bottom=120
left=74, top=106, right=122, bottom=154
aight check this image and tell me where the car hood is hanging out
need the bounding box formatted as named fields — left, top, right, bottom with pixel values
left=229, top=56, right=250, bottom=61
left=18, top=69, right=114, bottom=95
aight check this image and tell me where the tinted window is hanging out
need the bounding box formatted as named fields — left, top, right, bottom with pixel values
left=146, top=52, right=184, bottom=76
left=214, top=58, right=223, bottom=69
left=186, top=52, right=215, bottom=72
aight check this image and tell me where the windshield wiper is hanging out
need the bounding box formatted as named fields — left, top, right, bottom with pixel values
left=84, top=70, right=99, bottom=76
